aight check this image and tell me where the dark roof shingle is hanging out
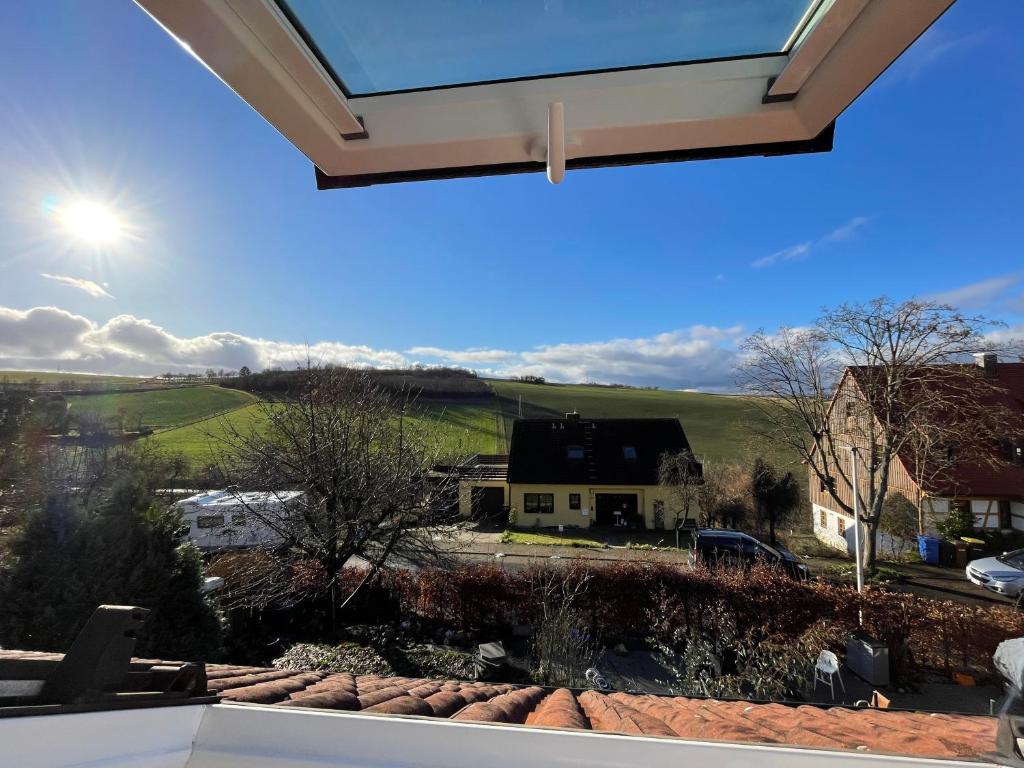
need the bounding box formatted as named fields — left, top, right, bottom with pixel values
left=508, top=417, right=696, bottom=485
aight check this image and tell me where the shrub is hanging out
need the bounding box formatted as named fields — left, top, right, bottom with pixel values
left=938, top=503, right=976, bottom=541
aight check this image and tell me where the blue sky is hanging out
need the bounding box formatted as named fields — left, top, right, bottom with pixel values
left=0, top=1, right=1021, bottom=389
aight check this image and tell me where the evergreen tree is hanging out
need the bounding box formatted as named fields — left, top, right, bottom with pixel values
left=0, top=456, right=222, bottom=660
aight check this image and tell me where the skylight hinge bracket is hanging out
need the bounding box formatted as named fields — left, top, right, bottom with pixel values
left=340, top=115, right=369, bottom=141
left=762, top=76, right=797, bottom=105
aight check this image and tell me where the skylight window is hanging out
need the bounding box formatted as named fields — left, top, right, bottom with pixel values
left=140, top=0, right=953, bottom=187
left=277, top=0, right=817, bottom=96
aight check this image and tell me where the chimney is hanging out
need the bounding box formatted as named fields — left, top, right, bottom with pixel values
left=565, top=411, right=580, bottom=426
left=975, top=353, right=998, bottom=377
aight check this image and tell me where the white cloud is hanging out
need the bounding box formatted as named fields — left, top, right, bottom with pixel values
left=925, top=273, right=1021, bottom=310
left=406, top=346, right=516, bottom=364
left=752, top=216, right=869, bottom=269
left=0, top=306, right=95, bottom=357
left=40, top=273, right=115, bottom=299
left=892, top=28, right=992, bottom=83
left=751, top=242, right=811, bottom=269
left=0, top=304, right=745, bottom=390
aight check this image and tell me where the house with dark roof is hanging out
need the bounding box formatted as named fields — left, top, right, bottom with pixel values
left=506, top=413, right=700, bottom=530
left=810, top=355, right=1024, bottom=553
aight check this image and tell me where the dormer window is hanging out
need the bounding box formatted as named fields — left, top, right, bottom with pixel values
left=623, top=446, right=637, bottom=461
left=566, top=445, right=584, bottom=460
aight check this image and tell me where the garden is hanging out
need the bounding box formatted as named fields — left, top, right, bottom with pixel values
left=215, top=559, right=1024, bottom=700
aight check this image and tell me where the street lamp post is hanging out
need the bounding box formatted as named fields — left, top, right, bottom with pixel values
left=849, top=445, right=864, bottom=593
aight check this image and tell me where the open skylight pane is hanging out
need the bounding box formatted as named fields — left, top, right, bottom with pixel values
left=277, top=0, right=816, bottom=96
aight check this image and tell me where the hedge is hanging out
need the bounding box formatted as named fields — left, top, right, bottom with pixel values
left=391, top=562, right=1024, bottom=678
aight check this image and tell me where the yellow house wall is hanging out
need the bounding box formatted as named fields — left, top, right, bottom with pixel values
left=457, top=480, right=509, bottom=517
left=510, top=483, right=678, bottom=530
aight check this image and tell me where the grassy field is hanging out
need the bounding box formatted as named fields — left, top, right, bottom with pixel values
left=146, top=403, right=270, bottom=462
left=0, top=370, right=146, bottom=385
left=411, top=399, right=501, bottom=456
left=44, top=375, right=792, bottom=471
left=68, top=386, right=258, bottom=430
left=147, top=398, right=499, bottom=466
left=489, top=380, right=794, bottom=468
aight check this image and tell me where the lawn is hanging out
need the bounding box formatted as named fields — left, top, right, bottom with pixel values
left=489, top=380, right=796, bottom=468
left=499, top=529, right=605, bottom=548
left=68, top=386, right=258, bottom=430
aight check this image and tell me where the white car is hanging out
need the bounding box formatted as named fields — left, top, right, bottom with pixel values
left=966, top=550, right=1024, bottom=598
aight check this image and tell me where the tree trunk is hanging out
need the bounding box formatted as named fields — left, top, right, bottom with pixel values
left=865, top=516, right=879, bottom=571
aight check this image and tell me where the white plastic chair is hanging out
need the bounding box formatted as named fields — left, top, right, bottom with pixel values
left=814, top=650, right=845, bottom=700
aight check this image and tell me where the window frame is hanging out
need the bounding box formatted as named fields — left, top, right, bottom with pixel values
left=622, top=446, right=638, bottom=461
left=136, top=0, right=953, bottom=188
left=568, top=493, right=581, bottom=510
left=524, top=493, right=555, bottom=514
left=196, top=514, right=226, bottom=529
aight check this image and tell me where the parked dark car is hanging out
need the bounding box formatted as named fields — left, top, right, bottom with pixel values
left=689, top=529, right=810, bottom=581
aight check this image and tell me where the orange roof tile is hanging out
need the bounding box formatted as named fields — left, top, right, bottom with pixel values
left=0, top=651, right=998, bottom=760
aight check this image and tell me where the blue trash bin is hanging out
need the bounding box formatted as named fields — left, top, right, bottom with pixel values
left=918, top=535, right=940, bottom=565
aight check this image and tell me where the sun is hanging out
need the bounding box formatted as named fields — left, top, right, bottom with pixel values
left=58, top=200, right=123, bottom=244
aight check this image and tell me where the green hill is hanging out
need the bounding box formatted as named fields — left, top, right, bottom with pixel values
left=45, top=374, right=792, bottom=472
left=489, top=380, right=793, bottom=468
left=68, top=385, right=258, bottom=431
left=0, top=370, right=145, bottom=386
left=147, top=397, right=500, bottom=466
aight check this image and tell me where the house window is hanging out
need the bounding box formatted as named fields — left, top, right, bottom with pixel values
left=566, top=445, right=584, bottom=460
left=623, top=446, right=637, bottom=460
left=1007, top=441, right=1024, bottom=465
left=230, top=513, right=247, bottom=525
left=819, top=508, right=827, bottom=528
left=836, top=516, right=845, bottom=536
left=845, top=402, right=856, bottom=418
left=524, top=493, right=554, bottom=514
left=569, top=493, right=581, bottom=510
left=196, top=515, right=225, bottom=529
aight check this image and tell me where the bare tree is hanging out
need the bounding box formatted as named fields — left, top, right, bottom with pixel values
left=695, top=460, right=730, bottom=527
left=658, top=450, right=703, bottom=546
left=739, top=297, right=1019, bottom=567
left=749, top=458, right=800, bottom=546
left=531, top=566, right=601, bottom=688
left=211, top=366, right=465, bottom=629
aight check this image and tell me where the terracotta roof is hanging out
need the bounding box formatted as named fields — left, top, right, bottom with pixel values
left=845, top=362, right=1024, bottom=498
left=0, top=651, right=996, bottom=760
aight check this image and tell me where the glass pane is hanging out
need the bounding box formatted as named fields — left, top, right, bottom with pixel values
left=278, top=0, right=815, bottom=96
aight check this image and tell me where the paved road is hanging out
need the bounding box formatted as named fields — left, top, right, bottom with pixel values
left=442, top=532, right=1017, bottom=607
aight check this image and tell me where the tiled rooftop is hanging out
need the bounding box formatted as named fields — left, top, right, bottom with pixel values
left=2, top=651, right=995, bottom=761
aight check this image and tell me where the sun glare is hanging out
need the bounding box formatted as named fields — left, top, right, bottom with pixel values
left=58, top=200, right=123, bottom=244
